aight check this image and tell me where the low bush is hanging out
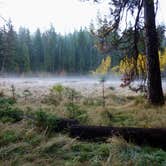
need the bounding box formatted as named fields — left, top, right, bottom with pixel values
left=0, top=130, right=20, bottom=146
left=34, top=110, right=61, bottom=132
left=0, top=107, right=23, bottom=123
left=0, top=97, right=16, bottom=106
left=65, top=103, right=88, bottom=123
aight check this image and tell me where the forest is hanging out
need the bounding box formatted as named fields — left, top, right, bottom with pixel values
left=1, top=0, right=166, bottom=165
left=1, top=20, right=166, bottom=76
left=0, top=22, right=103, bottom=74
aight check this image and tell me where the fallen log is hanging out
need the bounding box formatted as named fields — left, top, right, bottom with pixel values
left=55, top=118, right=79, bottom=131
left=23, top=115, right=79, bottom=132
left=70, top=125, right=166, bottom=150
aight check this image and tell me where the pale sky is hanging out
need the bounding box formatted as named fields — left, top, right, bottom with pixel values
left=0, top=0, right=166, bottom=34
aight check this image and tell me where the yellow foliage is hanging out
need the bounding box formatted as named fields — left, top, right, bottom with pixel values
left=95, top=50, right=166, bottom=77
left=112, top=50, right=166, bottom=76
left=159, top=50, right=166, bottom=71
left=95, top=56, right=111, bottom=74
left=136, top=54, right=146, bottom=75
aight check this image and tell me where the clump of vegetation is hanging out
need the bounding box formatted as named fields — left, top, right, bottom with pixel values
left=65, top=103, right=88, bottom=124
left=70, top=142, right=110, bottom=164
left=23, top=129, right=43, bottom=146
left=44, top=85, right=82, bottom=107
left=51, top=84, right=64, bottom=100
left=0, top=97, right=23, bottom=123
left=34, top=109, right=61, bottom=132
left=0, top=97, right=16, bottom=106
left=0, top=130, right=20, bottom=146
left=64, top=87, right=81, bottom=104
left=0, top=107, right=23, bottom=123
left=106, top=136, right=166, bottom=165
left=43, top=84, right=65, bottom=105
left=100, top=109, right=113, bottom=125
left=83, top=97, right=103, bottom=106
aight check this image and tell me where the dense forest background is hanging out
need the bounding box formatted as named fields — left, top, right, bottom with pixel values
left=0, top=20, right=166, bottom=75
left=0, top=21, right=104, bottom=74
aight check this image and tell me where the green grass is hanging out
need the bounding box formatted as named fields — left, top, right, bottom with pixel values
left=0, top=88, right=166, bottom=165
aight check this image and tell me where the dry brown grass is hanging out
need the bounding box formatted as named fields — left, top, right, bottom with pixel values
left=0, top=86, right=166, bottom=165
left=14, top=87, right=166, bottom=128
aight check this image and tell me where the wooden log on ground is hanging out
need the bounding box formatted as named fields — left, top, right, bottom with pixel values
left=55, top=118, right=79, bottom=131
left=70, top=125, right=166, bottom=150
left=23, top=115, right=79, bottom=131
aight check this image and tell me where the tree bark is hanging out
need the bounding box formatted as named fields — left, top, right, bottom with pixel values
left=144, top=0, right=164, bottom=105
left=70, top=125, right=166, bottom=150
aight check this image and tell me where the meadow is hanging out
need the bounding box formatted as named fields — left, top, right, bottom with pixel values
left=0, top=76, right=166, bottom=166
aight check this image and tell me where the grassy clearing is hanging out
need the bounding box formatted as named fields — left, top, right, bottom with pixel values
left=0, top=86, right=166, bottom=165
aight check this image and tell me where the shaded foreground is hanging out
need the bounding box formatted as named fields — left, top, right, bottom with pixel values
left=0, top=81, right=166, bottom=165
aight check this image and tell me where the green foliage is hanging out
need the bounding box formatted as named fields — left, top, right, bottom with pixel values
left=0, top=97, right=23, bottom=123
left=65, top=103, right=88, bottom=123
left=0, top=94, right=166, bottom=165
left=34, top=110, right=47, bottom=127
left=45, top=85, right=81, bottom=106
left=51, top=84, right=64, bottom=100
left=0, top=97, right=16, bottom=106
left=52, top=84, right=64, bottom=93
left=0, top=22, right=102, bottom=73
left=23, top=132, right=43, bottom=146
left=0, top=107, right=23, bottom=123
left=108, top=137, right=166, bottom=165
left=83, top=97, right=103, bottom=106
left=70, top=143, right=110, bottom=163
left=0, top=130, right=20, bottom=146
left=64, top=87, right=81, bottom=103
left=34, top=109, right=60, bottom=132
left=100, top=109, right=112, bottom=125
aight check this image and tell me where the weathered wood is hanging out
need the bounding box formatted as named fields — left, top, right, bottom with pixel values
left=70, top=125, right=166, bottom=150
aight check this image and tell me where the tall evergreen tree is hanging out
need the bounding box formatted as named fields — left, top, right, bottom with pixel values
left=32, top=29, right=44, bottom=71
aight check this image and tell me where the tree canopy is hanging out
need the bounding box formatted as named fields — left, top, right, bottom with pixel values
left=87, top=0, right=165, bottom=105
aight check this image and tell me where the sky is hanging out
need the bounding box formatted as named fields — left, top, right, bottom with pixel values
left=0, top=0, right=166, bottom=34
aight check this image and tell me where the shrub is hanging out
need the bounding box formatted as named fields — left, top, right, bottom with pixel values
left=65, top=103, right=88, bottom=123
left=0, top=107, right=23, bottom=123
left=34, top=110, right=47, bottom=127
left=0, top=130, right=20, bottom=146
left=43, top=84, right=65, bottom=105
left=64, top=87, right=81, bottom=103
left=51, top=84, right=64, bottom=100
left=34, top=110, right=60, bottom=132
left=0, top=97, right=16, bottom=106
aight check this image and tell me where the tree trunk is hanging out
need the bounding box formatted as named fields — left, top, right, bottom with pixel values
left=144, top=0, right=164, bottom=105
